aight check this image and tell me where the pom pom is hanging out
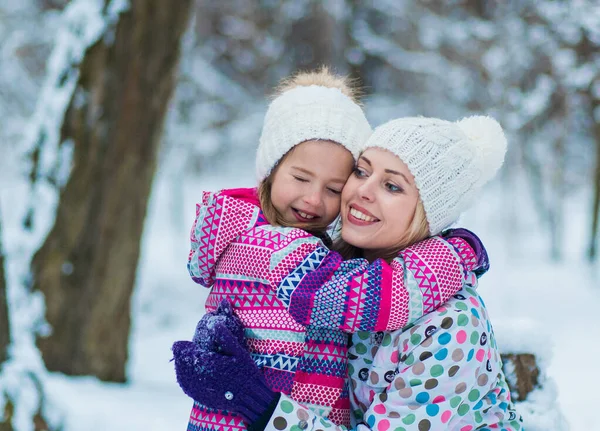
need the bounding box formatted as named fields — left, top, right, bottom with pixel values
left=456, top=115, right=507, bottom=184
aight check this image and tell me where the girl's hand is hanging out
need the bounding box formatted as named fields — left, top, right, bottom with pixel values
left=191, top=299, right=246, bottom=351
left=172, top=322, right=276, bottom=423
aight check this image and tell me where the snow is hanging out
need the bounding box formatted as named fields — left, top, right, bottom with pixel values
left=2, top=1, right=600, bottom=429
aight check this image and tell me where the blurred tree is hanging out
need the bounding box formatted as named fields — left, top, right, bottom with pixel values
left=0, top=216, right=8, bottom=365
left=0, top=1, right=57, bottom=162
left=31, top=0, right=193, bottom=382
left=0, top=217, right=52, bottom=431
left=0, top=3, right=66, bottom=429
left=38, top=0, right=69, bottom=11
left=288, top=1, right=337, bottom=70
left=341, top=1, right=379, bottom=92
left=591, top=106, right=600, bottom=260
left=491, top=4, right=599, bottom=261
left=0, top=216, right=11, bottom=431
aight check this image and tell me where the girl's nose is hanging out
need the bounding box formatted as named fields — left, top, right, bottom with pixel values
left=303, top=188, right=322, bottom=207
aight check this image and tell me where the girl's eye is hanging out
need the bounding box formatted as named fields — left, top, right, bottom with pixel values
left=327, top=188, right=342, bottom=195
left=293, top=176, right=309, bottom=183
left=385, top=182, right=404, bottom=193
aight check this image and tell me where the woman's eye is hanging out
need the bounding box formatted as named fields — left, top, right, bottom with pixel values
left=293, top=176, right=308, bottom=183
left=327, top=188, right=342, bottom=195
left=353, top=167, right=367, bottom=178
left=386, top=183, right=404, bottom=193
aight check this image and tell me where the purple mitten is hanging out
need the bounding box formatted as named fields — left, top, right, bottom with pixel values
left=192, top=299, right=245, bottom=350
left=172, top=322, right=276, bottom=423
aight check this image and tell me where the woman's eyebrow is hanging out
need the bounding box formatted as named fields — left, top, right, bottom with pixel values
left=385, top=169, right=412, bottom=185
left=359, top=156, right=372, bottom=165
left=360, top=155, right=412, bottom=185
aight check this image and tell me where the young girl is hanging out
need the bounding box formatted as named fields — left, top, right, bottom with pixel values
left=173, top=70, right=485, bottom=431
left=176, top=115, right=523, bottom=430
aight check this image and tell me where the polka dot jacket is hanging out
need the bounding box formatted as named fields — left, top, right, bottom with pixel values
left=263, top=286, right=524, bottom=431
left=186, top=189, right=489, bottom=431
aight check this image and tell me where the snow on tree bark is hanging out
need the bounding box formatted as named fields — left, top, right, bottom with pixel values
left=1, top=1, right=134, bottom=428
left=31, top=0, right=193, bottom=383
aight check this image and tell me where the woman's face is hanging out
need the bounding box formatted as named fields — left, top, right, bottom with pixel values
left=271, top=140, right=354, bottom=227
left=340, top=148, right=420, bottom=252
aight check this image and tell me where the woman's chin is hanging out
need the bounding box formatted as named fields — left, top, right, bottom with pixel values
left=341, top=228, right=368, bottom=249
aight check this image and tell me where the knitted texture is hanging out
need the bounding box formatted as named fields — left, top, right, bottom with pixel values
left=363, top=116, right=507, bottom=235
left=173, top=321, right=277, bottom=424
left=190, top=299, right=246, bottom=350
left=256, top=85, right=372, bottom=180
left=185, top=190, right=488, bottom=431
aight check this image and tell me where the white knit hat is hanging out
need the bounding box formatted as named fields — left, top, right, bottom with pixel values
left=256, top=85, right=372, bottom=180
left=364, top=116, right=507, bottom=235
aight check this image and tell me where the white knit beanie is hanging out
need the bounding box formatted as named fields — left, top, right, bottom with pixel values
left=363, top=116, right=507, bottom=235
left=256, top=85, right=372, bottom=181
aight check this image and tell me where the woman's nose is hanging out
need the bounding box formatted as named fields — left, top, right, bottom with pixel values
left=357, top=179, right=375, bottom=202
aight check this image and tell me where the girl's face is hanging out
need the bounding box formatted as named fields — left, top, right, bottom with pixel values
left=340, top=148, right=420, bottom=252
left=271, top=140, right=354, bottom=228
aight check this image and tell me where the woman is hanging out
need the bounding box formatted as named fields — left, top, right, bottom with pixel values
left=174, top=116, right=523, bottom=431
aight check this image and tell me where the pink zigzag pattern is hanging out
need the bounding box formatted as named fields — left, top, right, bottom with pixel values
left=403, top=249, right=441, bottom=313
left=238, top=228, right=285, bottom=248
left=197, top=202, right=219, bottom=284
left=344, top=272, right=367, bottom=331
left=446, top=237, right=477, bottom=275
left=189, top=405, right=246, bottom=431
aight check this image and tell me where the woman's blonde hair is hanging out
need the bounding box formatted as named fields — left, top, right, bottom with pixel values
left=333, top=199, right=430, bottom=262
left=259, top=67, right=362, bottom=233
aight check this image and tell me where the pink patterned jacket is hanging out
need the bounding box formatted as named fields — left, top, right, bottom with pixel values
left=185, top=188, right=481, bottom=431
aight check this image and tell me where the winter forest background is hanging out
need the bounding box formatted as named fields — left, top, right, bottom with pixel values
left=0, top=0, right=599, bottom=430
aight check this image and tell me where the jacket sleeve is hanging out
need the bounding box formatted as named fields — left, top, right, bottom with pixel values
left=278, top=235, right=479, bottom=333
left=187, top=190, right=262, bottom=287
left=261, top=296, right=522, bottom=431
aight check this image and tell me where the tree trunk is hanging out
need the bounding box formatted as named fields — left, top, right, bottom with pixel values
left=501, top=353, right=540, bottom=402
left=0, top=400, right=13, bottom=431
left=31, top=0, right=192, bottom=382
left=0, top=215, right=9, bottom=365
left=344, top=0, right=375, bottom=93
left=589, top=99, right=600, bottom=261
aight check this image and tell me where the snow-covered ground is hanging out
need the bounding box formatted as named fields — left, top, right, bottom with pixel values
left=39, top=157, right=600, bottom=431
